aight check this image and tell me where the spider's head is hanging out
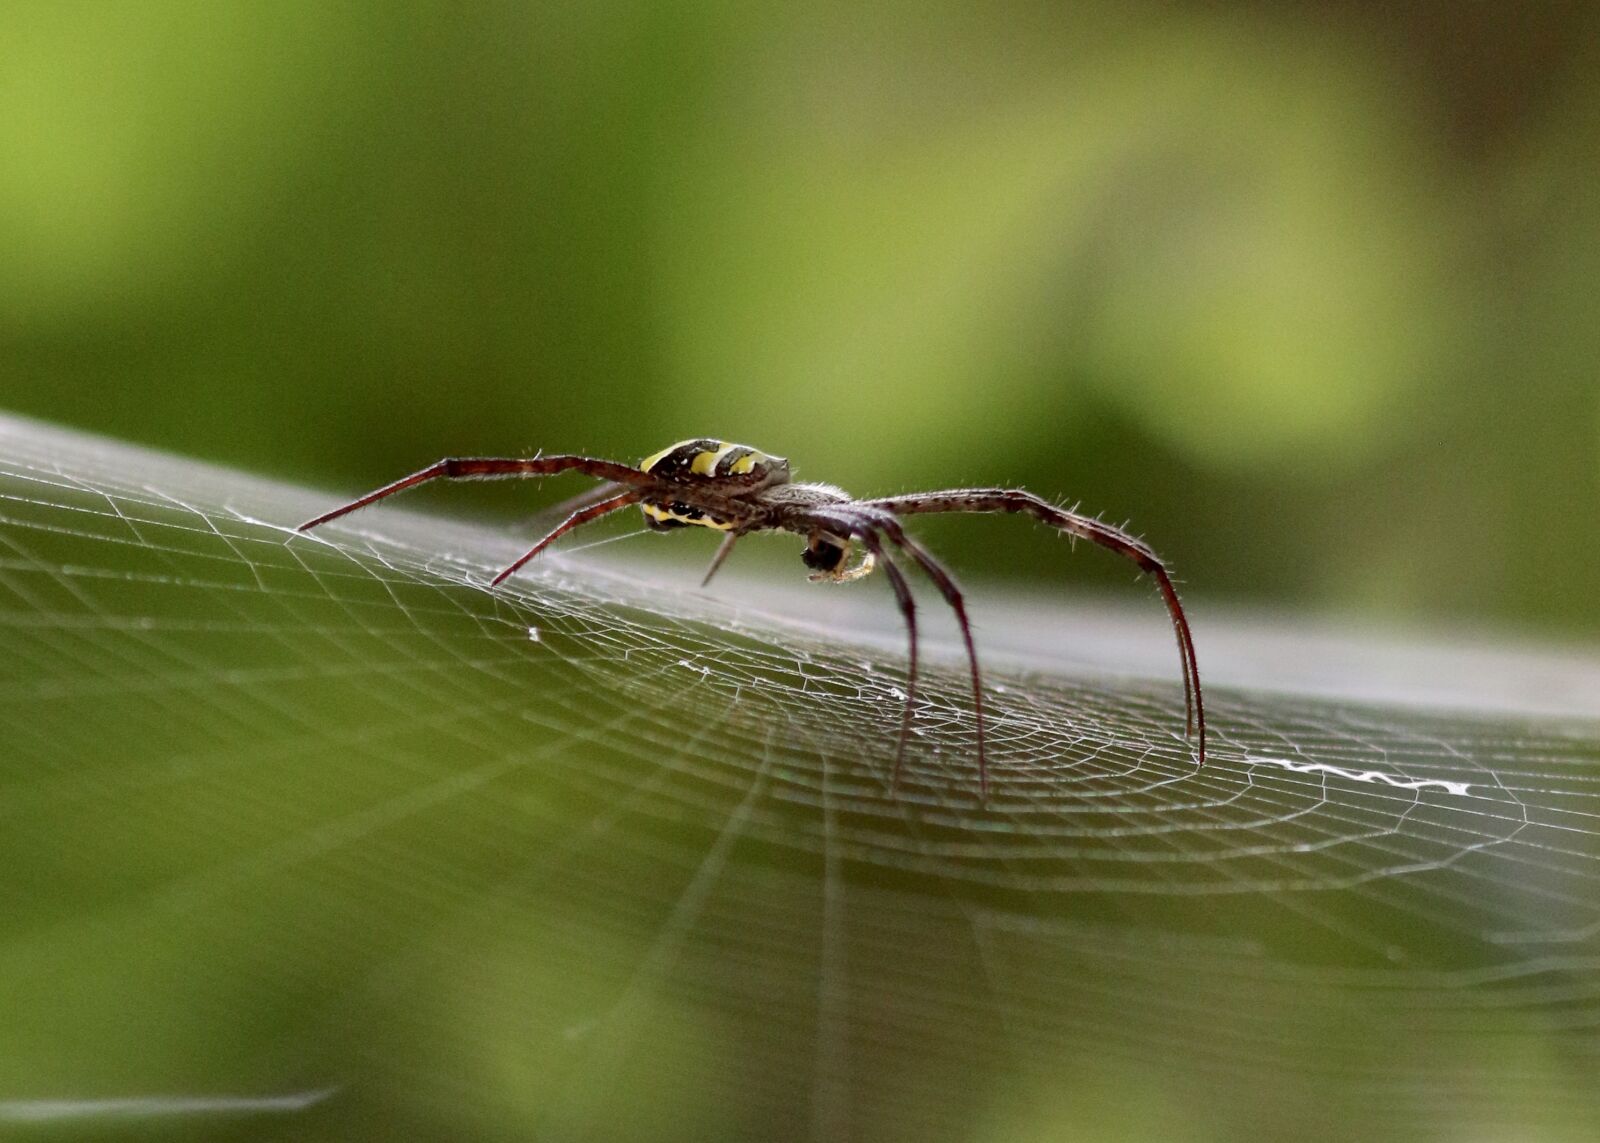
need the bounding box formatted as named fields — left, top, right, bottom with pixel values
left=802, top=534, right=875, bottom=583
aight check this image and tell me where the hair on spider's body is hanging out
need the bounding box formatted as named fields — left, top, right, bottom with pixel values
left=297, top=437, right=1206, bottom=799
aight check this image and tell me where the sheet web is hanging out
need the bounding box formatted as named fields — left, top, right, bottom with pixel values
left=1, top=412, right=1598, bottom=1141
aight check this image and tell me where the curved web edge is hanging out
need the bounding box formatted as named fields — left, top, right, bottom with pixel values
left=1, top=412, right=1599, bottom=1141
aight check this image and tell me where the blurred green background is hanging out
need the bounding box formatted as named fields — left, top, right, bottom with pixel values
left=4, top=0, right=1598, bottom=626
left=6, top=7, right=1600, bottom=1141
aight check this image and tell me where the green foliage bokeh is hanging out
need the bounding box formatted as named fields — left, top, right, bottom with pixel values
left=4, top=0, right=1597, bottom=627
left=5, top=8, right=1600, bottom=1140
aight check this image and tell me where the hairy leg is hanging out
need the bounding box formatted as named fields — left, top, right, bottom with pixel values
left=823, top=507, right=989, bottom=801
left=863, top=489, right=1204, bottom=764
left=490, top=490, right=640, bottom=586
left=855, top=530, right=919, bottom=792
left=298, top=455, right=650, bottom=532
left=700, top=533, right=740, bottom=588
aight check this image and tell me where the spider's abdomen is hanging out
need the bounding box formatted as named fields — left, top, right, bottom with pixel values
left=638, top=439, right=790, bottom=532
left=640, top=500, right=736, bottom=532
left=639, top=439, right=789, bottom=485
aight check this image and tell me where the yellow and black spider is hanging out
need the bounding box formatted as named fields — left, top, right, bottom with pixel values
left=298, top=438, right=1205, bottom=796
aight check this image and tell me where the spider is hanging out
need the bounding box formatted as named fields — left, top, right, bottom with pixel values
left=297, top=438, right=1205, bottom=797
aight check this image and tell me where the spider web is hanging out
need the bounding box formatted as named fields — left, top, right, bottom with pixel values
left=2, top=412, right=1598, bottom=1142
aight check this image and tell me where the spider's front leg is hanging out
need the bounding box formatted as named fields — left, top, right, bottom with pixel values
left=863, top=489, right=1205, bottom=765
left=814, top=507, right=990, bottom=800
left=853, top=531, right=919, bottom=791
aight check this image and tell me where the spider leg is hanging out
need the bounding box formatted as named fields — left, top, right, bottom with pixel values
left=826, top=508, right=988, bottom=801
left=528, top=480, right=631, bottom=532
left=863, top=490, right=1205, bottom=765
left=297, top=455, right=650, bottom=533
left=490, top=490, right=640, bottom=586
left=700, top=533, right=740, bottom=588
left=855, top=530, right=918, bottom=793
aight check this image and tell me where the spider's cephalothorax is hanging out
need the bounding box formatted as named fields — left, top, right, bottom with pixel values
left=297, top=439, right=1206, bottom=801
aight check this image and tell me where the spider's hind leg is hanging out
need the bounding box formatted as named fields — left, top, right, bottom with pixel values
left=297, top=455, right=650, bottom=533
left=489, top=490, right=639, bottom=586
left=700, top=533, right=740, bottom=587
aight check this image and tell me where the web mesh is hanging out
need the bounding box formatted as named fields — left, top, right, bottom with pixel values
left=1, top=413, right=1598, bottom=1141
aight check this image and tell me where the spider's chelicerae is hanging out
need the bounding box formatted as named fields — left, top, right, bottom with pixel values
left=298, top=438, right=1205, bottom=796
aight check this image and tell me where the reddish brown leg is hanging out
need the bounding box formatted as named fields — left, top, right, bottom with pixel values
left=700, top=533, right=740, bottom=587
left=864, top=489, right=1205, bottom=766
left=490, top=490, right=640, bottom=586
left=857, top=513, right=988, bottom=801
left=820, top=508, right=987, bottom=801
left=855, top=531, right=919, bottom=793
left=297, top=456, right=649, bottom=533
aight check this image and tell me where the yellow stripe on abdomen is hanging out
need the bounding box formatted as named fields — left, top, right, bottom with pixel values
left=641, top=502, right=734, bottom=530
left=640, top=439, right=772, bottom=481
left=691, top=442, right=743, bottom=476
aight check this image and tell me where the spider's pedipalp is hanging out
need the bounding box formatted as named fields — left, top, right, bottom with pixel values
left=801, top=534, right=850, bottom=576
left=800, top=532, right=876, bottom=583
